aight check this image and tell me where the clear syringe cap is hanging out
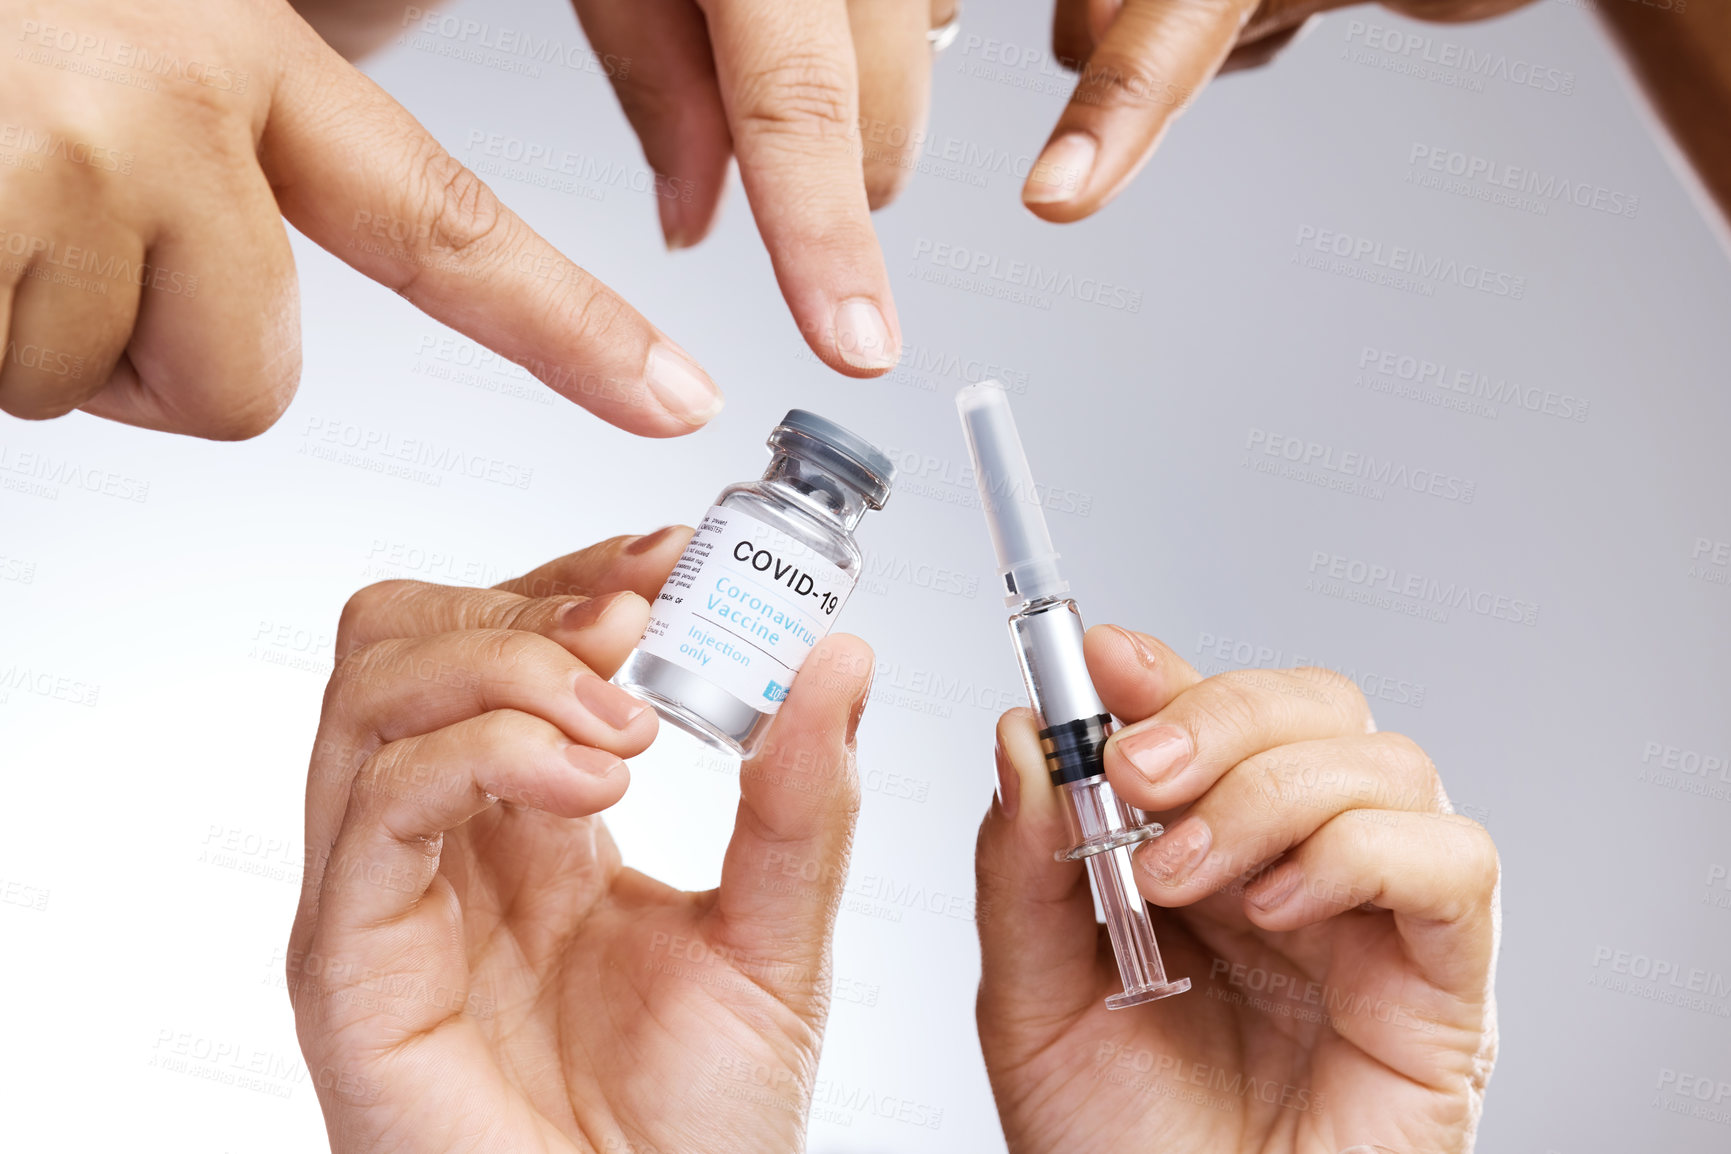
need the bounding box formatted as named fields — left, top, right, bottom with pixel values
left=957, top=382, right=1070, bottom=607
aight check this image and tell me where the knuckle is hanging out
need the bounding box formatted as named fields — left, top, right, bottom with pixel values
left=474, top=707, right=530, bottom=749
left=1454, top=815, right=1500, bottom=893
left=469, top=627, right=553, bottom=678
left=0, top=387, right=77, bottom=421
left=336, top=581, right=416, bottom=657
left=348, top=743, right=398, bottom=803
left=1366, top=731, right=1444, bottom=810
left=414, top=145, right=507, bottom=260
left=1075, top=47, right=1191, bottom=112
left=733, top=51, right=855, bottom=140
left=0, top=348, right=105, bottom=422
left=1341, top=808, right=1386, bottom=868
left=1292, top=665, right=1372, bottom=728
left=563, top=283, right=631, bottom=351
left=1240, top=750, right=1300, bottom=817
left=1371, top=730, right=1434, bottom=776
left=219, top=335, right=304, bottom=441
left=1200, top=673, right=1270, bottom=742
left=501, top=597, right=550, bottom=632
left=325, top=638, right=395, bottom=710
left=1427, top=815, right=1500, bottom=918
left=194, top=378, right=297, bottom=441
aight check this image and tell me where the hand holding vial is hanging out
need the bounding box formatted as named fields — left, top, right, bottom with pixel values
left=975, top=626, right=1499, bottom=1154
left=288, top=530, right=876, bottom=1154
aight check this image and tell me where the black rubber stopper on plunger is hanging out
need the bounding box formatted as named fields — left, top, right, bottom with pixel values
left=1039, top=714, right=1113, bottom=786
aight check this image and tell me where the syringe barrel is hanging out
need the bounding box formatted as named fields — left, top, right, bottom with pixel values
left=1011, top=599, right=1112, bottom=786
left=1024, top=608, right=1192, bottom=1007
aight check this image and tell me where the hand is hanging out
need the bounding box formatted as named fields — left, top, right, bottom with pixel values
left=1022, top=0, right=1533, bottom=220
left=976, top=625, right=1499, bottom=1153
left=288, top=527, right=877, bottom=1154
left=0, top=0, right=721, bottom=439
left=572, top=0, right=958, bottom=374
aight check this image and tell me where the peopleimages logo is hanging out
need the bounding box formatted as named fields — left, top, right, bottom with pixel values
left=1689, top=536, right=1731, bottom=588
left=1342, top=20, right=1575, bottom=95
left=801, top=340, right=1033, bottom=396
left=299, top=417, right=534, bottom=491
left=1293, top=226, right=1527, bottom=300
left=0, top=665, right=102, bottom=706
left=15, top=20, right=250, bottom=92
left=465, top=131, right=692, bottom=203
left=0, top=122, right=133, bottom=173
left=0, top=442, right=150, bottom=503
left=1192, top=631, right=1427, bottom=709
left=1306, top=551, right=1540, bottom=627
left=879, top=443, right=1094, bottom=516
left=1407, top=144, right=1639, bottom=220
left=1589, top=946, right=1731, bottom=1007
left=910, top=238, right=1143, bottom=314
left=1356, top=345, right=1590, bottom=422
left=1245, top=427, right=1477, bottom=504
left=0, top=228, right=199, bottom=297
left=397, top=7, right=629, bottom=78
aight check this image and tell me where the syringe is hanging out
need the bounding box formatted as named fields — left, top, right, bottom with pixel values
left=957, top=382, right=1190, bottom=1009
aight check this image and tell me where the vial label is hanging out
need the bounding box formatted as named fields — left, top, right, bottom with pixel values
left=636, top=506, right=855, bottom=714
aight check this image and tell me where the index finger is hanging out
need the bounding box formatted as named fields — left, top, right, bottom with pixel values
left=699, top=0, right=902, bottom=375
left=260, top=19, right=723, bottom=434
left=1083, top=624, right=1205, bottom=722
left=495, top=525, right=694, bottom=600
left=1022, top=0, right=1259, bottom=221
left=331, top=529, right=692, bottom=657
left=1103, top=661, right=1375, bottom=812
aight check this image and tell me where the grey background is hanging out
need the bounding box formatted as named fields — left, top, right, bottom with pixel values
left=1, top=0, right=1728, bottom=1149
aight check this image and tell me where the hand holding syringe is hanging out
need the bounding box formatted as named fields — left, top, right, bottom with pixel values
left=959, top=382, right=1500, bottom=1151
left=958, top=382, right=1189, bottom=1007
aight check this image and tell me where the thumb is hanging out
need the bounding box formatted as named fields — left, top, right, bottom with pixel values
left=975, top=709, right=1102, bottom=1036
left=708, top=635, right=875, bottom=1019
left=258, top=18, right=722, bottom=436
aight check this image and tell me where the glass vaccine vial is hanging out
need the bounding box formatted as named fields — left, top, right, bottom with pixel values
left=613, top=410, right=895, bottom=758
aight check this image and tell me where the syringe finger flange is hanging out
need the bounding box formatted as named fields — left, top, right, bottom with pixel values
left=1054, top=823, right=1165, bottom=862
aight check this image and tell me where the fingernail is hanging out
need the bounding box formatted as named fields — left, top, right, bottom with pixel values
left=576, top=674, right=650, bottom=731
left=566, top=743, right=627, bottom=778
left=645, top=343, right=724, bottom=426
left=1114, top=724, right=1191, bottom=786
left=625, top=525, right=682, bottom=555
left=834, top=298, right=900, bottom=370
left=1247, top=863, right=1303, bottom=912
left=658, top=194, right=693, bottom=252
left=846, top=684, right=870, bottom=745
left=1109, top=623, right=1164, bottom=671
left=1023, top=133, right=1096, bottom=205
left=994, top=743, right=1020, bottom=820
left=1142, top=816, right=1210, bottom=886
left=559, top=592, right=628, bottom=632
left=1088, top=1, right=1122, bottom=43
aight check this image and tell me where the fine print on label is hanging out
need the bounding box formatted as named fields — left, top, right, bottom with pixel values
left=636, top=506, right=854, bottom=713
